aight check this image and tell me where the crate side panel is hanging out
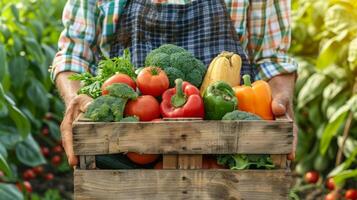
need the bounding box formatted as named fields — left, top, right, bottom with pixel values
left=74, top=169, right=292, bottom=200
left=73, top=120, right=293, bottom=155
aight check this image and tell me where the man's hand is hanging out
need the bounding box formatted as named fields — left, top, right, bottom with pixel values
left=60, top=94, right=93, bottom=166
left=56, top=72, right=93, bottom=166
left=268, top=73, right=297, bottom=160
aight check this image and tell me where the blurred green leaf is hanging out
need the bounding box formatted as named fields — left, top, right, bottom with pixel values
left=8, top=104, right=31, bottom=139
left=0, top=183, right=23, bottom=200
left=8, top=56, right=29, bottom=89
left=324, top=4, right=357, bottom=35
left=320, top=109, right=347, bottom=155
left=24, top=37, right=45, bottom=63
left=0, top=142, right=7, bottom=158
left=26, top=79, right=49, bottom=112
left=15, top=134, right=46, bottom=167
left=0, top=44, right=8, bottom=82
left=0, top=154, right=12, bottom=177
left=297, top=73, right=330, bottom=108
left=337, top=136, right=357, bottom=157
left=328, top=144, right=357, bottom=177
left=44, top=120, right=61, bottom=141
left=316, top=31, right=348, bottom=69
left=0, top=100, right=8, bottom=117
left=348, top=37, right=357, bottom=71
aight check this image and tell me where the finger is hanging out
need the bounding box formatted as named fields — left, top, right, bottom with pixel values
left=271, top=94, right=289, bottom=117
left=61, top=106, right=78, bottom=166
left=78, top=94, right=93, bottom=113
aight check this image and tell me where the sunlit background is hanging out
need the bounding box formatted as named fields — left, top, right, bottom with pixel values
left=0, top=0, right=356, bottom=199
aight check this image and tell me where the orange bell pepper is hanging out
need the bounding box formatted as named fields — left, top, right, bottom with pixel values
left=233, top=75, right=274, bottom=120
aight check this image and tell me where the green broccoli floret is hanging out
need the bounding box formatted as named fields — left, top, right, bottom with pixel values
left=170, top=52, right=196, bottom=74
left=185, top=69, right=203, bottom=87
left=106, top=83, right=138, bottom=100
left=120, top=116, right=139, bottom=122
left=156, top=44, right=186, bottom=54
left=144, top=44, right=207, bottom=87
left=85, top=96, right=119, bottom=122
left=164, top=67, right=186, bottom=87
left=147, top=53, right=171, bottom=69
left=222, top=110, right=261, bottom=120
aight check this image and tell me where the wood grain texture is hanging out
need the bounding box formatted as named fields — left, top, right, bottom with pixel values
left=79, top=156, right=96, bottom=170
left=74, top=169, right=292, bottom=200
left=73, top=120, right=293, bottom=155
left=178, top=155, right=203, bottom=169
left=163, top=155, right=178, bottom=169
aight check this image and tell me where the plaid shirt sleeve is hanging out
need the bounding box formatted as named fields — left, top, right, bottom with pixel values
left=246, top=0, right=298, bottom=80
left=50, top=0, right=100, bottom=81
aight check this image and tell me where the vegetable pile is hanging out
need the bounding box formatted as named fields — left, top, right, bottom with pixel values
left=73, top=46, right=277, bottom=170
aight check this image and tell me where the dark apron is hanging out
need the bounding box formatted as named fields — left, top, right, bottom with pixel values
left=97, top=0, right=256, bottom=169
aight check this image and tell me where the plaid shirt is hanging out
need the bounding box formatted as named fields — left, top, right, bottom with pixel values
left=51, top=0, right=297, bottom=81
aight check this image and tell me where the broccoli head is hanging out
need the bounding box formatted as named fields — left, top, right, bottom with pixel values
left=85, top=96, right=121, bottom=122
left=144, top=44, right=207, bottom=87
left=222, top=110, right=261, bottom=121
left=106, top=83, right=138, bottom=100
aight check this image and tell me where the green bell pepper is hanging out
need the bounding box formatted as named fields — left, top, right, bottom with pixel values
left=203, top=81, right=238, bottom=120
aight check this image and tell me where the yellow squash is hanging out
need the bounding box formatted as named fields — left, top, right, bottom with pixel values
left=200, top=51, right=242, bottom=96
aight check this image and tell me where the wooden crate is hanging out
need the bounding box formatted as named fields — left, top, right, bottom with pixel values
left=73, top=116, right=294, bottom=200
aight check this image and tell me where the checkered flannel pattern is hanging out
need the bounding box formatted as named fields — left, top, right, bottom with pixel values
left=110, top=0, right=255, bottom=78
left=50, top=0, right=297, bottom=81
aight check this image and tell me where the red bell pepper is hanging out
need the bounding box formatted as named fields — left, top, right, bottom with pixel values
left=160, top=79, right=205, bottom=118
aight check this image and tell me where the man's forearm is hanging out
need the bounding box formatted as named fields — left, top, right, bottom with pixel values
left=55, top=72, right=81, bottom=107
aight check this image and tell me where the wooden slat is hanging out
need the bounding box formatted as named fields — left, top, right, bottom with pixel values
left=74, top=169, right=292, bottom=200
left=178, top=155, right=202, bottom=169
left=73, top=120, right=293, bottom=155
left=163, top=155, right=178, bottom=169
left=271, top=155, right=288, bottom=169
left=79, top=156, right=96, bottom=170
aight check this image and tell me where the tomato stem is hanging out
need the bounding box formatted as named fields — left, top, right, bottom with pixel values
left=150, top=67, right=160, bottom=76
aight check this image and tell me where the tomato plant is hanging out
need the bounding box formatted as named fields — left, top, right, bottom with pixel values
left=0, top=0, right=70, bottom=198
left=290, top=0, right=357, bottom=198
left=124, top=95, right=161, bottom=121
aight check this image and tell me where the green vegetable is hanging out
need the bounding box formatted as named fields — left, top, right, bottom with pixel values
left=217, top=154, right=275, bottom=170
left=70, top=49, right=136, bottom=98
left=106, top=83, right=138, bottom=99
left=218, top=109, right=273, bottom=170
left=84, top=84, right=138, bottom=122
left=85, top=96, right=126, bottom=122
left=120, top=116, right=139, bottom=122
left=222, top=110, right=261, bottom=120
left=144, top=44, right=206, bottom=87
left=203, top=81, right=238, bottom=120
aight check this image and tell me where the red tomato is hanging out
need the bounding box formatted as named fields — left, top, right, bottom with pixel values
left=51, top=155, right=61, bottom=166
left=154, top=161, right=163, bottom=169
left=17, top=181, right=32, bottom=193
left=41, top=127, right=49, bottom=136
left=52, top=145, right=63, bottom=154
left=33, top=166, right=44, bottom=175
left=325, top=191, right=339, bottom=200
left=345, top=189, right=357, bottom=200
left=124, top=95, right=160, bottom=121
left=44, top=173, right=54, bottom=181
left=326, top=177, right=335, bottom=190
left=202, top=159, right=226, bottom=169
left=41, top=147, right=50, bottom=157
left=304, top=171, right=319, bottom=184
left=101, top=74, right=136, bottom=95
left=137, top=67, right=169, bottom=97
left=127, top=152, right=159, bottom=165
left=23, top=169, right=36, bottom=180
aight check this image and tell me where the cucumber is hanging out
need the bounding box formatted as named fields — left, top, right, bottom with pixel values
left=96, top=154, right=140, bottom=169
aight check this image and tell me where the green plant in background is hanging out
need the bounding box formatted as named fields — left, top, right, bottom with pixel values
left=291, top=0, right=357, bottom=198
left=0, top=0, right=68, bottom=199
